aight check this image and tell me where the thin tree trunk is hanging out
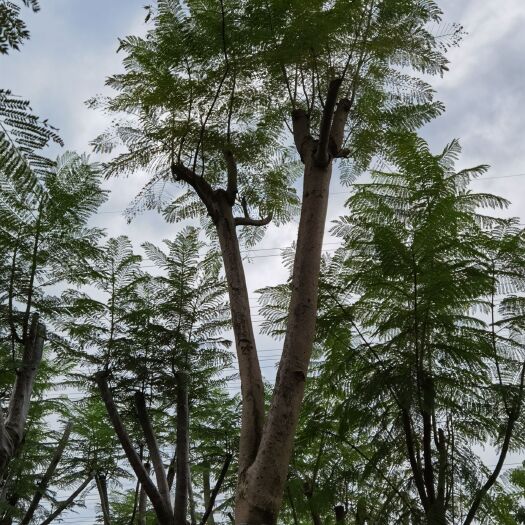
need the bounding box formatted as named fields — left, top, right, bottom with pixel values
left=0, top=315, right=45, bottom=476
left=138, top=462, right=151, bottom=525
left=200, top=454, right=232, bottom=525
left=202, top=463, right=215, bottom=525
left=95, top=372, right=174, bottom=524
left=20, top=422, right=72, bottom=525
left=215, top=199, right=265, bottom=477
left=39, top=474, right=94, bottom=525
left=96, top=472, right=112, bottom=525
left=174, top=371, right=189, bottom=525
left=188, top=466, right=197, bottom=525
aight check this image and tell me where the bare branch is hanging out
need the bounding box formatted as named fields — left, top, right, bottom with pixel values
left=234, top=196, right=272, bottom=227
left=39, top=474, right=94, bottom=525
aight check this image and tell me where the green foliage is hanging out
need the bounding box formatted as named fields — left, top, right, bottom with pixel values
left=0, top=0, right=40, bottom=55
left=90, top=0, right=458, bottom=244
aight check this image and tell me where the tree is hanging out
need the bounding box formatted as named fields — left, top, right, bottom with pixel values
left=91, top=1, right=460, bottom=521
left=310, top=135, right=525, bottom=523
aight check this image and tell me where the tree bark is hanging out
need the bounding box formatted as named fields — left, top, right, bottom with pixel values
left=235, top=79, right=350, bottom=524
left=0, top=314, right=45, bottom=476
left=236, top=160, right=333, bottom=522
left=20, top=421, right=72, bottom=525
left=134, top=391, right=171, bottom=512
left=39, top=474, right=94, bottom=525
left=214, top=197, right=265, bottom=478
left=174, top=371, right=189, bottom=525
left=138, top=462, right=150, bottom=525
left=95, top=372, right=174, bottom=524
left=96, top=472, right=112, bottom=525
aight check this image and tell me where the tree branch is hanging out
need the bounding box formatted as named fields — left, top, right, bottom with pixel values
left=234, top=196, right=272, bottom=227
left=95, top=372, right=173, bottom=523
left=223, top=149, right=238, bottom=205
left=315, top=78, right=343, bottom=167
left=462, top=361, right=525, bottom=525
left=20, top=422, right=73, bottom=525
left=329, top=97, right=352, bottom=157
left=200, top=454, right=232, bottom=525
left=39, top=474, right=94, bottom=525
left=291, top=109, right=313, bottom=162
left=0, top=314, right=45, bottom=476
left=134, top=391, right=171, bottom=511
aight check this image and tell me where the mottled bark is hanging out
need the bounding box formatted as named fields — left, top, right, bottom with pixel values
left=20, top=422, right=72, bottom=525
left=234, top=79, right=351, bottom=524
left=0, top=315, right=45, bottom=476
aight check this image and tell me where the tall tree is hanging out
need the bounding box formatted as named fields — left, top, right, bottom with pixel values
left=91, top=1, right=460, bottom=521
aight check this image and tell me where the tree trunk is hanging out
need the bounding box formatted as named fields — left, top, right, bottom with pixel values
left=202, top=464, right=215, bottom=525
left=20, top=422, right=72, bottom=525
left=174, top=371, right=189, bottom=525
left=96, top=472, right=112, bottom=525
left=215, top=199, right=265, bottom=478
left=236, top=160, right=333, bottom=523
left=138, top=462, right=150, bottom=525
left=0, top=315, right=45, bottom=476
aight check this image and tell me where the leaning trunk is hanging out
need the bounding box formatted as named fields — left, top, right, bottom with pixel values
left=236, top=160, right=333, bottom=523
left=215, top=199, right=265, bottom=479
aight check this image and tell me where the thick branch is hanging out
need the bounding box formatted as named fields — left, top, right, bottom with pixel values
left=315, top=78, right=343, bottom=167
left=134, top=391, right=171, bottom=512
left=329, top=98, right=352, bottom=157
left=95, top=372, right=173, bottom=523
left=291, top=109, right=314, bottom=162
left=171, top=162, right=217, bottom=219
left=234, top=196, right=272, bottom=227
left=39, top=474, right=94, bottom=525
left=200, top=454, right=232, bottom=525
left=174, top=371, right=189, bottom=525
left=20, top=422, right=72, bottom=525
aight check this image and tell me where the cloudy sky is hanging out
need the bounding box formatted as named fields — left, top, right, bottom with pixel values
left=1, top=0, right=525, bottom=521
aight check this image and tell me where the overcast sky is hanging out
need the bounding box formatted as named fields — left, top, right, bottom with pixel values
left=1, top=1, right=525, bottom=522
